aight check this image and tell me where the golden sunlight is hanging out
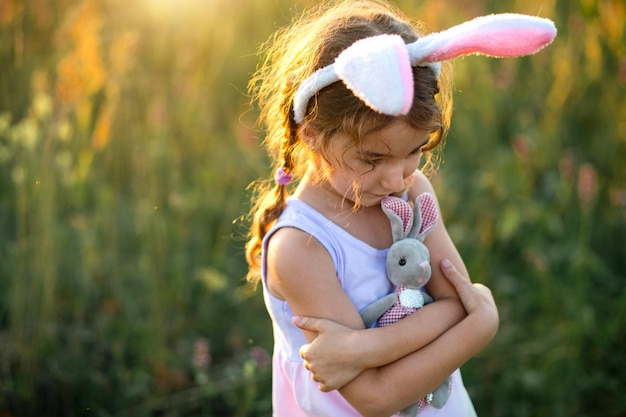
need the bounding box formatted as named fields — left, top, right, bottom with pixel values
left=139, top=0, right=216, bottom=22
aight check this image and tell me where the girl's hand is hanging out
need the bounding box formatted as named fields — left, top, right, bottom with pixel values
left=293, top=316, right=368, bottom=392
left=440, top=259, right=499, bottom=339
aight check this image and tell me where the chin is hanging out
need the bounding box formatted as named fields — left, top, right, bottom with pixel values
left=356, top=194, right=387, bottom=208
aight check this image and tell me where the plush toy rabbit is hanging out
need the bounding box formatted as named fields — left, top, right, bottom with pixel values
left=360, top=193, right=451, bottom=416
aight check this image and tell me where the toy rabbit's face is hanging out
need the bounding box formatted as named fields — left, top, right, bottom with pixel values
left=386, top=239, right=431, bottom=288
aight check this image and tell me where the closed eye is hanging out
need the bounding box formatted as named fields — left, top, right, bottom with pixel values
left=409, top=138, right=430, bottom=156
left=359, top=151, right=387, bottom=167
left=409, top=145, right=423, bottom=156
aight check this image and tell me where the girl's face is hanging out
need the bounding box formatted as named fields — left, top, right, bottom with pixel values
left=319, top=120, right=431, bottom=207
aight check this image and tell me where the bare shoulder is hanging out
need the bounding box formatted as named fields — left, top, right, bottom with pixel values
left=267, top=226, right=332, bottom=272
left=407, top=170, right=439, bottom=203
left=265, top=226, right=366, bottom=333
left=265, top=226, right=331, bottom=298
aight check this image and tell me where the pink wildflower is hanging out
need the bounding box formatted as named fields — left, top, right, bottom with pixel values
left=192, top=337, right=211, bottom=370
left=577, top=163, right=598, bottom=208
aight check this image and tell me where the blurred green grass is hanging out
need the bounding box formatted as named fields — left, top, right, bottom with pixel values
left=0, top=0, right=624, bottom=416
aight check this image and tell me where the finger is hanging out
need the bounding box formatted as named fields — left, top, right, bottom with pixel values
left=308, top=372, right=332, bottom=393
left=318, top=382, right=331, bottom=392
left=309, top=369, right=322, bottom=384
left=299, top=344, right=309, bottom=360
left=292, top=315, right=325, bottom=333
left=440, top=259, right=471, bottom=289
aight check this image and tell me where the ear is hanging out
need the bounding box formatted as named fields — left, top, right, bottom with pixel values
left=381, top=196, right=414, bottom=241
left=408, top=192, right=438, bottom=241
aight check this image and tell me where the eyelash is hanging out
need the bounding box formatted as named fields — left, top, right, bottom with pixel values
left=361, top=147, right=423, bottom=167
left=360, top=156, right=384, bottom=166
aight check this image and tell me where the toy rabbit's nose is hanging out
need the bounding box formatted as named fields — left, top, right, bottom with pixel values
left=420, top=261, right=429, bottom=269
left=418, top=278, right=424, bottom=284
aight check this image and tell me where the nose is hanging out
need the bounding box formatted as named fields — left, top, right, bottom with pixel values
left=380, top=160, right=405, bottom=194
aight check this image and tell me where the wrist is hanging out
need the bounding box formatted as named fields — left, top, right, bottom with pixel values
left=467, top=307, right=499, bottom=348
left=353, top=328, right=383, bottom=369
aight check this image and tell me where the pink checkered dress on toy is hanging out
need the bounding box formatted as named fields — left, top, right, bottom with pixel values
left=377, top=285, right=424, bottom=327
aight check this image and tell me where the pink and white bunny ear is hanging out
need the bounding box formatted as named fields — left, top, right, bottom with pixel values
left=335, top=34, right=414, bottom=118
left=381, top=196, right=414, bottom=241
left=409, top=13, right=557, bottom=68
left=412, top=193, right=438, bottom=241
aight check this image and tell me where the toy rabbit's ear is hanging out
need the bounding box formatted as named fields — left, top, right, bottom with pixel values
left=408, top=193, right=438, bottom=241
left=409, top=13, right=557, bottom=67
left=381, top=196, right=414, bottom=241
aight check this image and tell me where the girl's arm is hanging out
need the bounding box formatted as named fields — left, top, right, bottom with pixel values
left=298, top=261, right=497, bottom=417
left=285, top=171, right=471, bottom=390
left=294, top=292, right=466, bottom=391
left=269, top=228, right=497, bottom=417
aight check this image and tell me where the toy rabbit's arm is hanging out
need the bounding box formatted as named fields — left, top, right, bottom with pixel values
left=359, top=293, right=397, bottom=328
left=422, top=292, right=434, bottom=305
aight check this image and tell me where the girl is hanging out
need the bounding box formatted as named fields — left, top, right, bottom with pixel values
left=245, top=1, right=555, bottom=416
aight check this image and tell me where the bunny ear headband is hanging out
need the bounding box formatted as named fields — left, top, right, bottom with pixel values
left=292, top=13, right=557, bottom=124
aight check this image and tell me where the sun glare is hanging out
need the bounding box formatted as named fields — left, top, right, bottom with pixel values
left=141, top=0, right=214, bottom=22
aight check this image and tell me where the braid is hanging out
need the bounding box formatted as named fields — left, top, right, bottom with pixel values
left=281, top=113, right=299, bottom=172
left=245, top=104, right=300, bottom=285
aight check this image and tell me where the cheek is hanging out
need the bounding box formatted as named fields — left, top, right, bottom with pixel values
left=327, top=166, right=360, bottom=194
left=404, top=154, right=422, bottom=177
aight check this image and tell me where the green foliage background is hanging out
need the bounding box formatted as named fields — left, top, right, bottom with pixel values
left=0, top=0, right=624, bottom=416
